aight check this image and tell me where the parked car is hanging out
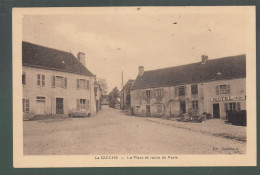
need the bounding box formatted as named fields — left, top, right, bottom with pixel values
left=69, top=109, right=90, bottom=118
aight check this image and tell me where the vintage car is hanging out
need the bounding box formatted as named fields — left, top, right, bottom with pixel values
left=69, top=109, right=90, bottom=118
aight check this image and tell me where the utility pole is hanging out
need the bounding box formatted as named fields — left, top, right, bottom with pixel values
left=122, top=71, right=124, bottom=109
left=121, top=71, right=124, bottom=90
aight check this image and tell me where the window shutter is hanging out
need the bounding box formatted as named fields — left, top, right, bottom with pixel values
left=237, top=102, right=241, bottom=111
left=87, top=80, right=89, bottom=90
left=37, top=74, right=41, bottom=86
left=227, top=84, right=231, bottom=94
left=64, top=77, right=67, bottom=88
left=216, top=86, right=219, bottom=95
left=87, top=100, right=90, bottom=110
left=76, top=99, right=80, bottom=110
left=183, top=86, right=186, bottom=96
left=77, top=79, right=79, bottom=89
left=22, top=99, right=25, bottom=112
left=26, top=99, right=30, bottom=112
left=161, top=88, right=164, bottom=97
left=42, top=75, right=45, bottom=86
left=174, top=87, right=178, bottom=97
left=52, top=76, right=55, bottom=88
left=22, top=73, right=26, bottom=85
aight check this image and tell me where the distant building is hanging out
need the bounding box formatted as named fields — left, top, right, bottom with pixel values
left=131, top=55, right=246, bottom=118
left=94, top=81, right=102, bottom=112
left=101, top=95, right=109, bottom=105
left=22, top=41, right=97, bottom=118
left=120, top=79, right=135, bottom=110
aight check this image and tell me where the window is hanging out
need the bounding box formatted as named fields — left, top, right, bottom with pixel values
left=216, top=84, right=230, bottom=95
left=191, top=84, right=198, bottom=95
left=23, top=99, right=30, bottom=113
left=52, top=76, right=67, bottom=88
left=37, top=74, right=45, bottom=86
left=80, top=99, right=86, bottom=109
left=157, top=105, right=163, bottom=113
left=191, top=100, right=199, bottom=109
left=224, top=102, right=241, bottom=112
left=22, top=72, right=26, bottom=85
left=77, top=99, right=89, bottom=110
left=77, top=79, right=89, bottom=90
left=146, top=90, right=150, bottom=98
left=155, top=89, right=163, bottom=97
left=179, top=86, right=185, bottom=96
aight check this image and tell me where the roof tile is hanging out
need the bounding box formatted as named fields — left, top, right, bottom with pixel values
left=132, top=55, right=246, bottom=90
left=22, top=41, right=94, bottom=76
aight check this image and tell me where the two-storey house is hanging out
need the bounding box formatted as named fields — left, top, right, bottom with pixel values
left=131, top=55, right=246, bottom=119
left=22, top=41, right=97, bottom=119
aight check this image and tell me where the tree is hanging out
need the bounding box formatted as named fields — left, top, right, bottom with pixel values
left=108, top=87, right=120, bottom=108
left=96, top=78, right=108, bottom=95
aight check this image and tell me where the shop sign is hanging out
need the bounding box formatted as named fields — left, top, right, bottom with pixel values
left=210, top=95, right=246, bottom=102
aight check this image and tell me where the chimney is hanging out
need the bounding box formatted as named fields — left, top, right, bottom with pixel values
left=201, top=55, right=208, bottom=64
left=77, top=52, right=85, bottom=67
left=138, top=66, right=144, bottom=76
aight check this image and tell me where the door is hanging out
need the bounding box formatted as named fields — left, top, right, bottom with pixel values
left=169, top=101, right=174, bottom=117
left=56, top=98, right=63, bottom=114
left=146, top=105, right=151, bottom=116
left=36, top=97, right=46, bottom=115
left=213, top=103, right=220, bottom=118
left=180, top=101, right=186, bottom=114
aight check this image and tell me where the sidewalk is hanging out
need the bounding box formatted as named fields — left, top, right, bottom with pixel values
left=143, top=117, right=246, bottom=142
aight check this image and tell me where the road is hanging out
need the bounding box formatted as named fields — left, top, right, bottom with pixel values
left=23, top=106, right=246, bottom=155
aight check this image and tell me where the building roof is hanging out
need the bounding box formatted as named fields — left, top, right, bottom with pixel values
left=22, top=41, right=94, bottom=76
left=121, top=79, right=135, bottom=91
left=131, top=54, right=246, bottom=90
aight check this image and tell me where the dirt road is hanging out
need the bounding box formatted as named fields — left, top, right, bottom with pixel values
left=23, top=106, right=246, bottom=155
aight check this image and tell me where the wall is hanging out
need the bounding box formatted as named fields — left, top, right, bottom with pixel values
left=203, top=78, right=246, bottom=118
left=131, top=78, right=246, bottom=118
left=22, top=66, right=96, bottom=116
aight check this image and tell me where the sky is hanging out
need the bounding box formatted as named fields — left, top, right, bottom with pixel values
left=22, top=7, right=249, bottom=93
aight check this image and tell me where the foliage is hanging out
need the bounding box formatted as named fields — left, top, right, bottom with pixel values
left=96, top=78, right=108, bottom=95
left=108, top=87, right=120, bottom=108
left=202, top=112, right=212, bottom=119
left=226, top=110, right=246, bottom=126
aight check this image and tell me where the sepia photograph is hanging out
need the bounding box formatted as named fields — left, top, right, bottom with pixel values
left=12, top=6, right=256, bottom=167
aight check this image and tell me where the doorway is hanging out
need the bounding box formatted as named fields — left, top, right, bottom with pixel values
left=146, top=105, right=151, bottom=116
left=180, top=101, right=186, bottom=114
left=213, top=103, right=220, bottom=118
left=36, top=97, right=46, bottom=115
left=56, top=98, right=63, bottom=114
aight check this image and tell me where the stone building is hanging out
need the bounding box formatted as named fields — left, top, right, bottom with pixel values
left=120, top=79, right=135, bottom=110
left=130, top=55, right=246, bottom=118
left=22, top=41, right=97, bottom=118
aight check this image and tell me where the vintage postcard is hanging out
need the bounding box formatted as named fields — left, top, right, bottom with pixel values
left=12, top=6, right=256, bottom=167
